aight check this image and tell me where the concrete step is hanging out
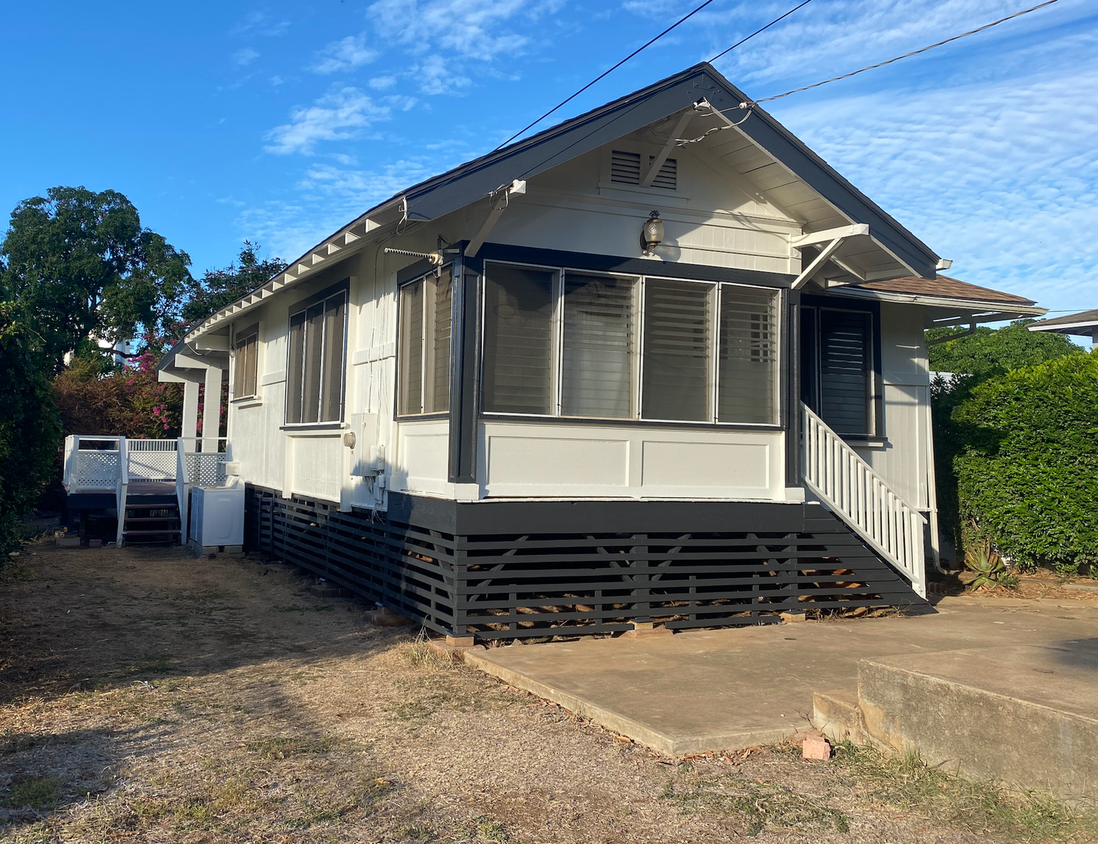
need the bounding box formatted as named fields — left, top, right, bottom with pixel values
left=812, top=689, right=866, bottom=746
left=831, top=643, right=1098, bottom=805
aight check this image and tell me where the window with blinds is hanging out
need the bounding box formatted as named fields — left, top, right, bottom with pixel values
left=561, top=272, right=636, bottom=418
left=482, top=263, right=554, bottom=415
left=641, top=279, right=712, bottom=422
left=286, top=289, right=347, bottom=424
left=475, top=261, right=783, bottom=427
left=233, top=329, right=258, bottom=399
left=717, top=287, right=779, bottom=424
left=398, top=267, right=453, bottom=416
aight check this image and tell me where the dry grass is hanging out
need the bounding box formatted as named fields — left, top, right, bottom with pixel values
left=0, top=542, right=1095, bottom=843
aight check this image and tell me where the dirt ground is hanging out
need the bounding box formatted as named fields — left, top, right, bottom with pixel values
left=1, top=542, right=1096, bottom=844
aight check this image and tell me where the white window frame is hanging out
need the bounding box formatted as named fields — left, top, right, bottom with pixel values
left=231, top=324, right=260, bottom=401
left=397, top=265, right=454, bottom=418
left=284, top=286, right=348, bottom=427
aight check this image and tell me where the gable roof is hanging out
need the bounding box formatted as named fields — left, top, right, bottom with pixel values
left=181, top=62, right=942, bottom=344
left=849, top=275, right=1037, bottom=306
left=1028, top=308, right=1098, bottom=334
left=828, top=274, right=1045, bottom=325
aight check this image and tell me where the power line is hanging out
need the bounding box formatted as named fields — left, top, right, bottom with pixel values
left=492, top=0, right=719, bottom=152
left=709, top=0, right=814, bottom=63
left=747, top=0, right=1061, bottom=106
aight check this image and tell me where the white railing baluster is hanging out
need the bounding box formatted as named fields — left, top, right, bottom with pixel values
left=800, top=402, right=926, bottom=598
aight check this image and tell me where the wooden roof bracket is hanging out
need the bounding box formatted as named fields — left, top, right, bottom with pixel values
left=791, top=224, right=870, bottom=289
left=641, top=109, right=694, bottom=187
left=466, top=179, right=527, bottom=259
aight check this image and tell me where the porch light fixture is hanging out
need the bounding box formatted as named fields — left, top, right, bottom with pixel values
left=642, top=210, right=664, bottom=256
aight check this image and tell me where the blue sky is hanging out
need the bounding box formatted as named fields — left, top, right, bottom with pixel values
left=2, top=0, right=1095, bottom=317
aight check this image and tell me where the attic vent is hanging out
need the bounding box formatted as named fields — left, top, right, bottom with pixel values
left=610, top=150, right=677, bottom=190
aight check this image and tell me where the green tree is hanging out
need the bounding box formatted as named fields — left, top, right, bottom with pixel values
left=182, top=241, right=287, bottom=328
left=0, top=302, right=62, bottom=554
left=952, top=353, right=1098, bottom=574
left=928, top=319, right=1086, bottom=565
left=0, top=186, right=192, bottom=370
left=928, top=319, right=1081, bottom=378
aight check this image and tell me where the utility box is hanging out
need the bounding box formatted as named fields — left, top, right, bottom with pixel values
left=189, top=480, right=244, bottom=547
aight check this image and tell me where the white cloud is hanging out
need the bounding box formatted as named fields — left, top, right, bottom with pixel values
left=270, top=75, right=284, bottom=87
left=415, top=54, right=471, bottom=96
left=369, top=75, right=397, bottom=90
left=233, top=48, right=260, bottom=66
left=772, top=25, right=1098, bottom=313
left=232, top=10, right=290, bottom=37
left=367, top=0, right=531, bottom=58
left=264, top=88, right=391, bottom=155
left=311, top=34, right=379, bottom=74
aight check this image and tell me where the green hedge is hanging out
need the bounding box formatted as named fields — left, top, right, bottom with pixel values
left=951, top=352, right=1098, bottom=574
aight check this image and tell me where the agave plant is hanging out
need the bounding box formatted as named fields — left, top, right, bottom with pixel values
left=964, top=538, right=1009, bottom=590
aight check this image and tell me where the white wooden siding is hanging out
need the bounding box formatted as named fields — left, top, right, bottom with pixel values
left=852, top=302, right=931, bottom=510
left=479, top=420, right=786, bottom=500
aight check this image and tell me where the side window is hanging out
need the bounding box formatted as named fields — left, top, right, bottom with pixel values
left=233, top=328, right=258, bottom=400
left=286, top=289, right=347, bottom=424
left=398, top=267, right=453, bottom=416
left=482, top=263, right=555, bottom=415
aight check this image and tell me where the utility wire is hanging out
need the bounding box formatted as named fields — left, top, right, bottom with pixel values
left=709, top=0, right=813, bottom=63
left=747, top=0, right=1061, bottom=106
left=493, top=0, right=718, bottom=151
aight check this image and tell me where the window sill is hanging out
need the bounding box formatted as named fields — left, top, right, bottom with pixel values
left=842, top=436, right=888, bottom=448
left=232, top=397, right=262, bottom=409
left=480, top=412, right=782, bottom=432
left=280, top=422, right=346, bottom=434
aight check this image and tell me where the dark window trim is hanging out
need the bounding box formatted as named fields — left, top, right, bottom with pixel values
left=475, top=242, right=794, bottom=289
left=279, top=422, right=344, bottom=432
left=476, top=258, right=783, bottom=429
left=800, top=294, right=884, bottom=440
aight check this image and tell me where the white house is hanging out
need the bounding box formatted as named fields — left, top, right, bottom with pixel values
left=156, top=64, right=1045, bottom=642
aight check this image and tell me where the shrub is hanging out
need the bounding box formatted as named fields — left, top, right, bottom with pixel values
left=952, top=353, right=1098, bottom=575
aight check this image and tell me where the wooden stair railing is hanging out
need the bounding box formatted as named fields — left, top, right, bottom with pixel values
left=800, top=402, right=927, bottom=598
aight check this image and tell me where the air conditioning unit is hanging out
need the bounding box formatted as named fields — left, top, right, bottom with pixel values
left=189, top=479, right=245, bottom=547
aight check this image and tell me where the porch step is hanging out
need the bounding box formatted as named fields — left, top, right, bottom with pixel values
left=121, top=495, right=182, bottom=546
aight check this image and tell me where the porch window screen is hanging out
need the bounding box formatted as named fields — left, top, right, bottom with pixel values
left=398, top=267, right=453, bottom=416
left=561, top=272, right=636, bottom=418
left=482, top=263, right=554, bottom=415
left=233, top=329, right=258, bottom=399
left=818, top=309, right=872, bottom=437
left=286, top=289, right=347, bottom=424
left=641, top=279, right=711, bottom=422
left=717, top=286, right=779, bottom=424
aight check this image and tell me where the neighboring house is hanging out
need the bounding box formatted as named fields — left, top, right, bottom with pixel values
left=1029, top=309, right=1098, bottom=349
left=156, top=63, right=1045, bottom=642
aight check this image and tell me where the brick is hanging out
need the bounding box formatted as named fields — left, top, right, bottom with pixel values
left=445, top=634, right=476, bottom=647
left=802, top=730, right=832, bottom=761
left=56, top=536, right=80, bottom=547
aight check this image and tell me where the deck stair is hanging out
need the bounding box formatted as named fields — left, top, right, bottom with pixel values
left=120, top=483, right=181, bottom=545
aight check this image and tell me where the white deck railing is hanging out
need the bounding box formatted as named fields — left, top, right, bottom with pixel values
left=63, top=435, right=230, bottom=546
left=800, top=403, right=926, bottom=597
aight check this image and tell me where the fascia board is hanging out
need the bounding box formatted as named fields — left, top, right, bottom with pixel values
left=697, top=69, right=940, bottom=280
left=829, top=285, right=1047, bottom=318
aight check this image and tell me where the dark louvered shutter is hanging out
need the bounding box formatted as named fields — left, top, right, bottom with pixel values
left=819, top=309, right=871, bottom=436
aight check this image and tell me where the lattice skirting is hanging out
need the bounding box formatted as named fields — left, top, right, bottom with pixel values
left=244, top=486, right=931, bottom=641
